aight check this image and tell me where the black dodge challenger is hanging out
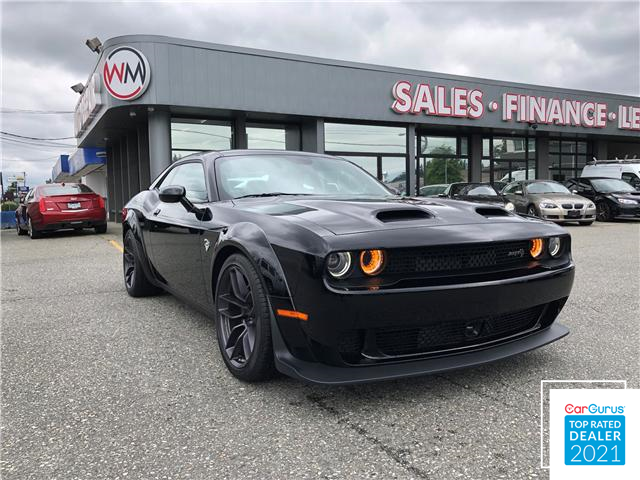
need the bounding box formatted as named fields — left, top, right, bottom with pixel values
left=122, top=150, right=574, bottom=384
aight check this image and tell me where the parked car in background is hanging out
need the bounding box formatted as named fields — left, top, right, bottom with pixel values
left=122, top=150, right=573, bottom=384
left=581, top=159, right=640, bottom=189
left=419, top=184, right=448, bottom=196
left=564, top=177, right=640, bottom=221
left=433, top=182, right=515, bottom=211
left=502, top=180, right=596, bottom=225
left=15, top=183, right=107, bottom=238
left=492, top=181, right=509, bottom=193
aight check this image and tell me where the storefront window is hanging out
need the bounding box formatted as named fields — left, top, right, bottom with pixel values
left=549, top=139, right=590, bottom=181
left=171, top=119, right=232, bottom=161
left=324, top=123, right=407, bottom=192
left=417, top=136, right=469, bottom=193
left=482, top=136, right=535, bottom=184
left=247, top=124, right=287, bottom=149
left=325, top=123, right=406, bottom=154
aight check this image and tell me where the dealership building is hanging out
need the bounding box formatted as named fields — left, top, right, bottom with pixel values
left=65, top=34, right=640, bottom=221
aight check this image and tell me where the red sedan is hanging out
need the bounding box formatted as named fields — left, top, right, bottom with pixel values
left=15, top=183, right=107, bottom=238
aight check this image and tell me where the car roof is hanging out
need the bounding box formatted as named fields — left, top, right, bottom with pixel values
left=200, top=149, right=336, bottom=161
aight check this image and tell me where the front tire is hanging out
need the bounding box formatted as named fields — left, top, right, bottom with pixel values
left=214, top=254, right=275, bottom=382
left=527, top=204, right=539, bottom=217
left=123, top=230, right=162, bottom=297
left=95, top=224, right=107, bottom=234
left=596, top=202, right=613, bottom=222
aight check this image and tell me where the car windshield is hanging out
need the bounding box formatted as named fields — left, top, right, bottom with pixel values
left=451, top=184, right=498, bottom=197
left=591, top=178, right=637, bottom=193
left=526, top=181, right=570, bottom=194
left=215, top=154, right=392, bottom=200
left=40, top=184, right=93, bottom=196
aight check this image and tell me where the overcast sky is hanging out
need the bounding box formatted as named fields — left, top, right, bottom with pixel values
left=1, top=0, right=639, bottom=187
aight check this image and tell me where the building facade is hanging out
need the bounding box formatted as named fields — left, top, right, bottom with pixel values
left=71, top=35, right=640, bottom=221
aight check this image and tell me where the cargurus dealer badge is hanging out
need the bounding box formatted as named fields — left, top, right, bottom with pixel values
left=549, top=388, right=639, bottom=479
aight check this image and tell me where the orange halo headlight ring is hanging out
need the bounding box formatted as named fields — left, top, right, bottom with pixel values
left=360, top=249, right=386, bottom=276
left=529, top=238, right=544, bottom=258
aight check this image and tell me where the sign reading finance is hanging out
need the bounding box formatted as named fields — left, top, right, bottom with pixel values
left=74, top=73, right=102, bottom=138
left=390, top=81, right=640, bottom=131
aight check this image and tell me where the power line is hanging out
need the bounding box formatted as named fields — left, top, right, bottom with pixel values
left=1, top=108, right=74, bottom=114
left=1, top=131, right=76, bottom=141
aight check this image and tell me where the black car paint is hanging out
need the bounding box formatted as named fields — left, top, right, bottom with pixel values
left=565, top=177, right=640, bottom=219
left=123, top=151, right=573, bottom=384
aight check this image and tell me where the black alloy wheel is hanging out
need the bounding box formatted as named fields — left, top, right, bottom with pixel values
left=123, top=230, right=161, bottom=297
left=527, top=205, right=538, bottom=217
left=596, top=202, right=612, bottom=222
left=215, top=254, right=275, bottom=381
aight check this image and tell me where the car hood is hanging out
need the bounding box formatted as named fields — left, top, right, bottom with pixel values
left=527, top=193, right=590, bottom=204
left=231, top=195, right=524, bottom=235
left=451, top=195, right=506, bottom=205
left=608, top=191, right=640, bottom=200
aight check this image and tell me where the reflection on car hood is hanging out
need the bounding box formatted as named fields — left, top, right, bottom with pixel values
left=527, top=193, right=590, bottom=204
left=232, top=195, right=526, bottom=235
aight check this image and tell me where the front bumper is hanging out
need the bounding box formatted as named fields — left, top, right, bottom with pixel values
left=273, top=321, right=569, bottom=385
left=271, top=264, right=574, bottom=384
left=614, top=203, right=640, bottom=218
left=539, top=206, right=596, bottom=222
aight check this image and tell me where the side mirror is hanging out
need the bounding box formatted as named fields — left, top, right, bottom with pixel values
left=159, top=185, right=185, bottom=203
left=514, top=190, right=523, bottom=195
left=158, top=185, right=211, bottom=221
left=437, top=193, right=447, bottom=198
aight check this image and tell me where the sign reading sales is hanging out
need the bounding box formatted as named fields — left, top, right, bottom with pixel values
left=391, top=81, right=640, bottom=131
left=103, top=46, right=150, bottom=100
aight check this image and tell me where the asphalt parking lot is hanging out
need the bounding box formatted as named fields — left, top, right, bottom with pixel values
left=1, top=221, right=638, bottom=480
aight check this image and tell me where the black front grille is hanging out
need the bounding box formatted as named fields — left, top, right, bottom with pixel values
left=375, top=305, right=544, bottom=356
left=574, top=204, right=584, bottom=209
left=384, top=240, right=531, bottom=276
left=562, top=203, right=573, bottom=209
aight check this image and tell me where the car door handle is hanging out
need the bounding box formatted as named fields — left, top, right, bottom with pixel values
left=153, top=208, right=161, bottom=216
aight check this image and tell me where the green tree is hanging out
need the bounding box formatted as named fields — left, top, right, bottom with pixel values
left=424, top=146, right=465, bottom=184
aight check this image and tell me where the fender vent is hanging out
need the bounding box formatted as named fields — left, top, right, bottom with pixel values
left=476, top=207, right=510, bottom=217
left=376, top=209, right=431, bottom=222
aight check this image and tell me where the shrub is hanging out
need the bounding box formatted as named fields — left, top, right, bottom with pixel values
left=1, top=201, right=19, bottom=211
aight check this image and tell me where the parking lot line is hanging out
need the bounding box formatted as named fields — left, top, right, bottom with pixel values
left=109, top=239, right=124, bottom=253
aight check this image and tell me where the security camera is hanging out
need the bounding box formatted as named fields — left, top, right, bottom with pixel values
left=85, top=37, right=102, bottom=53
left=70, top=83, right=85, bottom=94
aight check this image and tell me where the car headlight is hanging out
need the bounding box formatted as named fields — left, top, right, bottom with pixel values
left=618, top=198, right=638, bottom=205
left=530, top=238, right=543, bottom=258
left=504, top=202, right=515, bottom=212
left=548, top=237, right=561, bottom=257
left=587, top=202, right=595, bottom=209
left=327, top=252, right=352, bottom=278
left=360, top=249, right=385, bottom=276
left=539, top=202, right=558, bottom=209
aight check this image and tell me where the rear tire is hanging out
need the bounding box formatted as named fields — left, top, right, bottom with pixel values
left=95, top=224, right=107, bottom=234
left=214, top=254, right=276, bottom=382
left=27, top=217, right=42, bottom=239
left=123, top=230, right=162, bottom=297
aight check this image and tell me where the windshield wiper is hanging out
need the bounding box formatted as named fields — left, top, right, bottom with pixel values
left=234, top=192, right=312, bottom=199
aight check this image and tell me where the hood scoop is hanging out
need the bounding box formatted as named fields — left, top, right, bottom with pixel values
left=376, top=208, right=432, bottom=223
left=476, top=207, right=510, bottom=217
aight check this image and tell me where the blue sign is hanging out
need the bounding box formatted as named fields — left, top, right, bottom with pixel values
left=17, top=186, right=29, bottom=193
left=565, top=415, right=625, bottom=465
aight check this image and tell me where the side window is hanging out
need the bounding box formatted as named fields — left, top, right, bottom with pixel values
left=577, top=179, right=592, bottom=191
left=622, top=173, right=640, bottom=188
left=158, top=162, right=208, bottom=203
left=504, top=183, right=518, bottom=194
left=25, top=190, right=35, bottom=202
